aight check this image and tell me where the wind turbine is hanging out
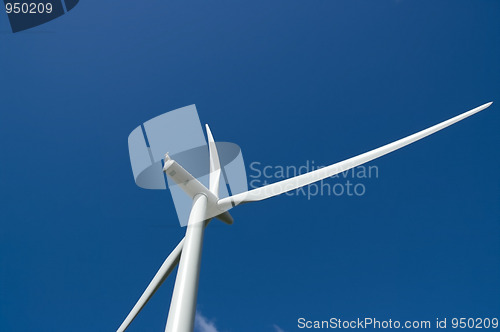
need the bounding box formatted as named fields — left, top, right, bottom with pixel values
left=118, top=101, right=492, bottom=332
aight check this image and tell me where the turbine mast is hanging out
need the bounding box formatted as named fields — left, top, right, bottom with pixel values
left=164, top=194, right=208, bottom=332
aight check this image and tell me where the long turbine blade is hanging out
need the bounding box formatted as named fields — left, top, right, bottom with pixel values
left=117, top=239, right=184, bottom=332
left=206, top=124, right=221, bottom=195
left=218, top=102, right=492, bottom=209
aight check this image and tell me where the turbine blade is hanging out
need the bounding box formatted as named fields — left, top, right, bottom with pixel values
left=218, top=102, right=492, bottom=209
left=206, top=124, right=222, bottom=195
left=117, top=239, right=184, bottom=332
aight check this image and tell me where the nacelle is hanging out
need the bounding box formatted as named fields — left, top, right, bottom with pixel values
left=163, top=154, right=233, bottom=224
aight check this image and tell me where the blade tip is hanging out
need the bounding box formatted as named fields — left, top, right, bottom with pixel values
left=482, top=101, right=493, bottom=109
left=474, top=101, right=493, bottom=113
left=206, top=124, right=215, bottom=142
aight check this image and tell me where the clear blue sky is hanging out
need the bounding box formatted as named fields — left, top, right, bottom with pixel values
left=0, top=1, right=499, bottom=331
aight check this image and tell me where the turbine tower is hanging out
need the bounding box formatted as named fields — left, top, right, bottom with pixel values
left=118, top=102, right=492, bottom=332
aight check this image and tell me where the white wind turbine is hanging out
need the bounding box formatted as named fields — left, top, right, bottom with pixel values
left=118, top=102, right=492, bottom=332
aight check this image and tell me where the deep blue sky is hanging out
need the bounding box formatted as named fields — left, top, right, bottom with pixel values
left=1, top=1, right=499, bottom=331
